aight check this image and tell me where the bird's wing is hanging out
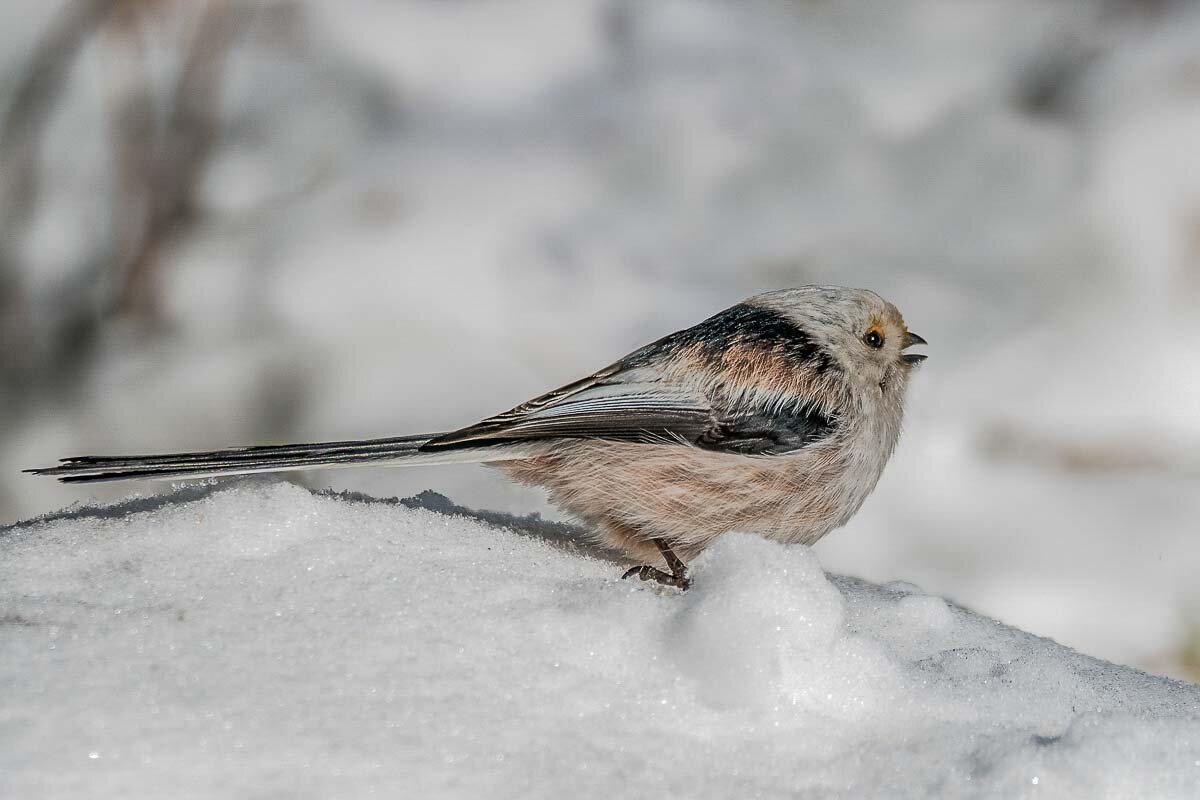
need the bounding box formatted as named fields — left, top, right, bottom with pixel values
left=421, top=366, right=838, bottom=456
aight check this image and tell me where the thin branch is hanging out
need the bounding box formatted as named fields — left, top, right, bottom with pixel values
left=113, top=0, right=239, bottom=320
left=0, top=0, right=118, bottom=398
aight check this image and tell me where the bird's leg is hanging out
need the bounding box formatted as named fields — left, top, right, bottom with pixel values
left=621, top=539, right=691, bottom=590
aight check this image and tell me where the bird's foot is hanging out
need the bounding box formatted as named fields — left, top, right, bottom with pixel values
left=619, top=537, right=691, bottom=590
left=621, top=564, right=690, bottom=590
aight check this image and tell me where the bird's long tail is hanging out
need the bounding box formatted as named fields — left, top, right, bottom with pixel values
left=25, top=433, right=523, bottom=484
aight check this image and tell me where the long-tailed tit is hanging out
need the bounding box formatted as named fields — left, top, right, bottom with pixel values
left=30, top=286, right=927, bottom=589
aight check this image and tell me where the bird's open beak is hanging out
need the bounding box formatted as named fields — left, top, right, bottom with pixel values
left=901, top=331, right=927, bottom=365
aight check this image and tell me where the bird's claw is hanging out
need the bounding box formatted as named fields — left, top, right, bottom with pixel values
left=621, top=564, right=691, bottom=590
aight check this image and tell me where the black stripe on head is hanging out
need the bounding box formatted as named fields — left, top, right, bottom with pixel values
left=622, top=303, right=837, bottom=374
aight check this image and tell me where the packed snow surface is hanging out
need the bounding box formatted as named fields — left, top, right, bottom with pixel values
left=2, top=481, right=1199, bottom=799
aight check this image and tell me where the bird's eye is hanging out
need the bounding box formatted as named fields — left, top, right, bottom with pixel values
left=863, top=327, right=885, bottom=349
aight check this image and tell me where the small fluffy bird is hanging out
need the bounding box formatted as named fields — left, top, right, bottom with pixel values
left=30, top=286, right=926, bottom=589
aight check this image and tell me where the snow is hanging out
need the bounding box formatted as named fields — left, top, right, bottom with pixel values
left=3, top=481, right=1199, bottom=798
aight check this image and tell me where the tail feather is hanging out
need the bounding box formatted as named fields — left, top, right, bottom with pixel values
left=25, top=433, right=524, bottom=484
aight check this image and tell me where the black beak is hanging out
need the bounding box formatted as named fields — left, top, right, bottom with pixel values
left=901, top=331, right=927, bottom=364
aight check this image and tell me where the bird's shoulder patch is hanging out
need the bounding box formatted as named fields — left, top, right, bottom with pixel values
left=620, top=303, right=837, bottom=379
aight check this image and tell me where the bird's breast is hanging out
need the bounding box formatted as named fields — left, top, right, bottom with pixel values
left=496, top=433, right=884, bottom=550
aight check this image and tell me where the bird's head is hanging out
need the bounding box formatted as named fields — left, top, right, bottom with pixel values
left=754, top=286, right=927, bottom=397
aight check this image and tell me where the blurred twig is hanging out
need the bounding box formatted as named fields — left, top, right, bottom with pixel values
left=0, top=0, right=119, bottom=402
left=0, top=0, right=243, bottom=407
left=103, top=1, right=157, bottom=321
left=112, top=0, right=239, bottom=321
left=0, top=0, right=115, bottom=239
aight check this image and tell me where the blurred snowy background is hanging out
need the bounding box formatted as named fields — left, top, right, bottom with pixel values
left=2, top=0, right=1199, bottom=679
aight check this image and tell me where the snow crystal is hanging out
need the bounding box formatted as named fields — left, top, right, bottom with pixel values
left=2, top=482, right=1198, bottom=798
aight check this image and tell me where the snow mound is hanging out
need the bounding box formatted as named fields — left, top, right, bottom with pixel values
left=2, top=482, right=1199, bottom=798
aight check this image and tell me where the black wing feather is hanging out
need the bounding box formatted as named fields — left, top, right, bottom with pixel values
left=422, top=384, right=837, bottom=456
left=697, top=408, right=838, bottom=455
